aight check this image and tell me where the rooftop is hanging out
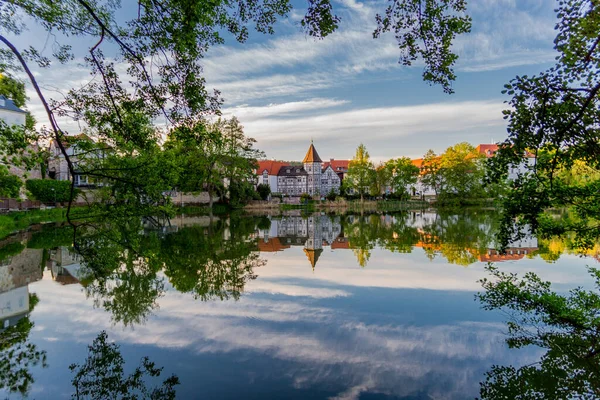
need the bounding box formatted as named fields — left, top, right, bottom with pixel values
left=0, top=95, right=26, bottom=114
left=302, top=143, right=322, bottom=163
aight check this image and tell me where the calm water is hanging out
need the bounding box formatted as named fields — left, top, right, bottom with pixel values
left=0, top=210, right=595, bottom=399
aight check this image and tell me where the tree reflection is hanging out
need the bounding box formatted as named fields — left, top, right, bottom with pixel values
left=70, top=331, right=179, bottom=400
left=160, top=219, right=263, bottom=300
left=0, top=293, right=47, bottom=395
left=340, top=211, right=498, bottom=267
left=67, top=214, right=263, bottom=326
left=477, top=265, right=600, bottom=399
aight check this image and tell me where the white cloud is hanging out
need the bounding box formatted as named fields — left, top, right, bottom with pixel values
left=231, top=99, right=506, bottom=160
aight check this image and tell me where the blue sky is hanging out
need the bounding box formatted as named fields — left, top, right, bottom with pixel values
left=16, top=0, right=559, bottom=162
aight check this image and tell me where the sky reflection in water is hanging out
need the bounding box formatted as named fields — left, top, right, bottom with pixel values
left=0, top=211, right=595, bottom=399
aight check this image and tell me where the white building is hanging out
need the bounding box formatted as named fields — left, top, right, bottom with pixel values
left=0, top=95, right=26, bottom=127
left=256, top=142, right=341, bottom=197
left=48, top=134, right=106, bottom=187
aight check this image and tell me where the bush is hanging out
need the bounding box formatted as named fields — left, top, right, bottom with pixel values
left=325, top=190, right=337, bottom=201
left=25, top=179, right=77, bottom=203
left=0, top=167, right=22, bottom=198
left=300, top=193, right=311, bottom=203
left=256, top=183, right=271, bottom=200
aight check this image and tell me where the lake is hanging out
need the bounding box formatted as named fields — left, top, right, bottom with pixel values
left=0, top=210, right=595, bottom=399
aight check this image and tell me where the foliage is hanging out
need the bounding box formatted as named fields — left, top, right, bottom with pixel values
left=373, top=0, right=471, bottom=93
left=325, top=189, right=337, bottom=201
left=439, top=142, right=485, bottom=201
left=300, top=193, right=311, bottom=203
left=0, top=293, right=47, bottom=396
left=420, top=143, right=485, bottom=203
left=26, top=224, right=74, bottom=249
left=70, top=331, right=179, bottom=400
left=256, top=183, right=271, bottom=200
left=487, top=0, right=600, bottom=249
left=0, top=165, right=21, bottom=198
left=477, top=265, right=600, bottom=399
left=420, top=149, right=443, bottom=196
left=0, top=72, right=39, bottom=173
left=0, top=241, right=25, bottom=263
left=25, top=179, right=77, bottom=203
left=346, top=143, right=375, bottom=202
left=384, top=157, right=419, bottom=198
left=166, top=117, right=263, bottom=208
left=370, top=162, right=391, bottom=197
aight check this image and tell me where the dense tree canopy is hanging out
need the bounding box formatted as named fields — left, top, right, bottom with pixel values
left=346, top=143, right=375, bottom=201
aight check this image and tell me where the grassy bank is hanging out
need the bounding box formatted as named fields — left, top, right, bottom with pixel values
left=0, top=207, right=84, bottom=240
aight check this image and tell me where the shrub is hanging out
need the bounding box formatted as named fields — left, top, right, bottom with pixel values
left=25, top=179, right=77, bottom=203
left=300, top=193, right=311, bottom=203
left=256, top=183, right=271, bottom=200
left=325, top=190, right=337, bottom=201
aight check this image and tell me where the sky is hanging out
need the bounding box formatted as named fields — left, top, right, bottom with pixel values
left=12, top=0, right=559, bottom=163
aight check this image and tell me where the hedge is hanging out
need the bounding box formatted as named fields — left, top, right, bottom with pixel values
left=25, top=179, right=78, bottom=203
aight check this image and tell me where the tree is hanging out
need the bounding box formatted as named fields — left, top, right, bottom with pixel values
left=0, top=166, right=21, bottom=198
left=256, top=183, right=271, bottom=200
left=477, top=265, right=600, bottom=399
left=420, top=149, right=443, bottom=196
left=487, top=0, right=600, bottom=249
left=70, top=331, right=179, bottom=400
left=439, top=142, right=485, bottom=201
left=370, top=162, right=391, bottom=197
left=346, top=143, right=375, bottom=202
left=384, top=157, right=419, bottom=199
left=325, top=189, right=337, bottom=201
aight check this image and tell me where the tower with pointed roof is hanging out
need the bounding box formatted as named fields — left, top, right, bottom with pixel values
left=302, top=140, right=323, bottom=197
left=304, top=215, right=323, bottom=270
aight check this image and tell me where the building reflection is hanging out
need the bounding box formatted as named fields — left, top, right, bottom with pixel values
left=256, top=215, right=343, bottom=269
left=0, top=246, right=43, bottom=330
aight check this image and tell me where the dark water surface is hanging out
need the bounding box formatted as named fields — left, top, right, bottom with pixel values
left=0, top=210, right=594, bottom=399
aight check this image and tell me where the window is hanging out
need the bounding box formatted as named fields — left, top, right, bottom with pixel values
left=287, top=169, right=290, bottom=173
left=296, top=169, right=300, bottom=173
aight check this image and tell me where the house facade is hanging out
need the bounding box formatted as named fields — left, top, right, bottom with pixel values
left=256, top=142, right=343, bottom=197
left=48, top=134, right=106, bottom=187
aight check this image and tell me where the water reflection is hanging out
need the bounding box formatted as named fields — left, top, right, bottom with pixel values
left=0, top=210, right=595, bottom=399
left=255, top=211, right=540, bottom=268
left=0, top=236, right=46, bottom=395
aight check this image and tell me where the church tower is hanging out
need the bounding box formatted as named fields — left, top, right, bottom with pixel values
left=302, top=140, right=323, bottom=197
left=304, top=215, right=323, bottom=270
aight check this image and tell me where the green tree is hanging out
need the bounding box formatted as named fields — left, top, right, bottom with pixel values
left=384, top=157, right=419, bottom=198
left=477, top=265, right=600, bottom=399
left=0, top=165, right=21, bottom=198
left=439, top=142, right=485, bottom=201
left=487, top=0, right=600, bottom=249
left=420, top=149, right=443, bottom=196
left=70, top=331, right=179, bottom=400
left=370, top=162, right=391, bottom=197
left=346, top=144, right=375, bottom=202
left=256, top=183, right=271, bottom=200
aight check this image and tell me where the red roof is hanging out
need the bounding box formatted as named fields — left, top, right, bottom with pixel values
left=256, top=160, right=288, bottom=175
left=476, top=144, right=499, bottom=158
left=322, top=159, right=349, bottom=172
left=331, top=237, right=350, bottom=249
left=258, top=237, right=290, bottom=252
